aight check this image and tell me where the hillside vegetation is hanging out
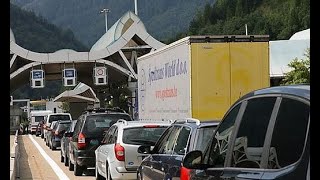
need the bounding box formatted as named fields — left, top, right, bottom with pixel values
left=10, top=3, right=88, bottom=53
left=11, top=0, right=213, bottom=47
left=186, top=0, right=309, bottom=41
left=10, top=3, right=87, bottom=99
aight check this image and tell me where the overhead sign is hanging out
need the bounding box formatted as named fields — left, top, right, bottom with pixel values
left=32, top=70, right=43, bottom=79
left=64, top=69, right=76, bottom=78
left=95, top=67, right=106, bottom=76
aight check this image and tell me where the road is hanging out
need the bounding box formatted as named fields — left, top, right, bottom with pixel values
left=17, top=134, right=95, bottom=180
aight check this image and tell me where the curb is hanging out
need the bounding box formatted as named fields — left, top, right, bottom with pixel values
left=10, top=130, right=20, bottom=180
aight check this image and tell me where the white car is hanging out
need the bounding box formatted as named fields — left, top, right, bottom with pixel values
left=43, top=113, right=72, bottom=142
left=95, top=119, right=172, bottom=180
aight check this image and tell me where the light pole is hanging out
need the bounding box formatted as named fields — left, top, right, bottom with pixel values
left=134, top=0, right=138, bottom=15
left=100, top=8, right=110, bottom=33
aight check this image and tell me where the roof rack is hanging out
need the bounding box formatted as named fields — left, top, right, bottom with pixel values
left=173, top=118, right=200, bottom=125
left=83, top=107, right=126, bottom=114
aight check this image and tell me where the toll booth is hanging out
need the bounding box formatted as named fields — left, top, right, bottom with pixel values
left=63, top=68, right=77, bottom=87
left=93, top=66, right=108, bottom=85
left=30, top=69, right=45, bottom=88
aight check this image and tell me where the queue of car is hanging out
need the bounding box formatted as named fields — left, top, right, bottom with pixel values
left=31, top=84, right=310, bottom=180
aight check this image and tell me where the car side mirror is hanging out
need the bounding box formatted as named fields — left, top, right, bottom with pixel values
left=138, top=145, right=151, bottom=154
left=182, top=150, right=204, bottom=169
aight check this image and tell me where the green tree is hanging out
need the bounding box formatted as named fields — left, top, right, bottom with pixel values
left=281, top=48, right=310, bottom=85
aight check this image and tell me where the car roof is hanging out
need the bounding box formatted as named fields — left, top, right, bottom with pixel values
left=114, top=119, right=172, bottom=128
left=237, top=84, right=310, bottom=102
left=48, top=113, right=71, bottom=116
left=87, top=112, right=130, bottom=116
left=57, top=120, right=72, bottom=124
left=173, top=118, right=220, bottom=128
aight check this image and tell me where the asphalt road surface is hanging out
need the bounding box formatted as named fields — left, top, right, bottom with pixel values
left=17, top=134, right=95, bottom=180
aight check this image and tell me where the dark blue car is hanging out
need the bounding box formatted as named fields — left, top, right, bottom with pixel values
left=137, top=119, right=219, bottom=180
left=182, top=84, right=310, bottom=180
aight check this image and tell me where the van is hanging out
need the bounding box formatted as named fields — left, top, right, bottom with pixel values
left=29, top=110, right=53, bottom=135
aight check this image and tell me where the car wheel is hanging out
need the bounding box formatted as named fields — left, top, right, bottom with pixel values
left=106, top=163, right=112, bottom=180
left=74, top=161, right=84, bottom=176
left=137, top=171, right=143, bottom=180
left=69, top=159, right=74, bottom=171
left=64, top=155, right=69, bottom=166
left=95, top=161, right=105, bottom=180
left=51, top=140, right=56, bottom=150
left=60, top=151, right=64, bottom=162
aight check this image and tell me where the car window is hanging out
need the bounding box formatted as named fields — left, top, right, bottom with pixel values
left=230, top=97, right=276, bottom=168
left=156, top=126, right=180, bottom=154
left=122, top=126, right=168, bottom=146
left=50, top=121, right=58, bottom=129
left=48, top=114, right=71, bottom=123
left=194, top=126, right=217, bottom=151
left=57, top=122, right=71, bottom=132
left=34, top=116, right=45, bottom=122
left=72, top=116, right=84, bottom=138
left=172, top=126, right=191, bottom=155
left=104, top=126, right=116, bottom=144
left=67, top=120, right=77, bottom=132
left=204, top=103, right=241, bottom=167
left=268, top=97, right=309, bottom=169
left=83, top=115, right=116, bottom=136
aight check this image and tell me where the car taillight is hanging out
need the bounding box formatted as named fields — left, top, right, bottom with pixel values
left=114, top=143, right=125, bottom=161
left=77, top=133, right=86, bottom=149
left=180, top=166, right=191, bottom=180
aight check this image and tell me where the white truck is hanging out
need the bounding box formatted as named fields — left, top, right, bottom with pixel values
left=29, top=110, right=53, bottom=135
left=137, top=35, right=270, bottom=121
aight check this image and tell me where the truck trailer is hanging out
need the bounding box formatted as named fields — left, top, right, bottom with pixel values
left=137, top=35, right=270, bottom=121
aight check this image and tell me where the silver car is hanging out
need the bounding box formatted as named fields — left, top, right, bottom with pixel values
left=95, top=119, right=172, bottom=180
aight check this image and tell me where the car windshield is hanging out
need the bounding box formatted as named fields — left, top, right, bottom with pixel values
left=194, top=126, right=217, bottom=151
left=123, top=126, right=168, bottom=146
left=49, top=115, right=71, bottom=123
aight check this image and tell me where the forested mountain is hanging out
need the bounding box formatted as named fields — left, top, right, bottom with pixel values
left=10, top=3, right=84, bottom=99
left=10, top=3, right=88, bottom=52
left=10, top=0, right=213, bottom=47
left=186, top=0, right=309, bottom=41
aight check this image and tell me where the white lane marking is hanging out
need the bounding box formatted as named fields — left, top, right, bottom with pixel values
left=29, top=134, right=70, bottom=180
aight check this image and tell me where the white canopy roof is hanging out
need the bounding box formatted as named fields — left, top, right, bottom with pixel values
left=53, top=82, right=99, bottom=103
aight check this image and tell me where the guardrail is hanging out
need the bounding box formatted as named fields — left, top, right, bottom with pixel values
left=10, top=130, right=20, bottom=180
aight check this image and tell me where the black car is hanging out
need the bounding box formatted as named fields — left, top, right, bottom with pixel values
left=137, top=118, right=219, bottom=180
left=60, top=120, right=77, bottom=166
left=68, top=108, right=133, bottom=176
left=182, top=85, right=310, bottom=180
left=47, top=120, right=72, bottom=150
